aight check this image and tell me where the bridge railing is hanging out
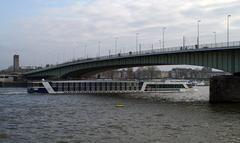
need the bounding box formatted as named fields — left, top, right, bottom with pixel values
left=40, top=40, right=240, bottom=70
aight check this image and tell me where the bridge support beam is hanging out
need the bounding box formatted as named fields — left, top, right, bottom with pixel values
left=210, top=75, right=240, bottom=103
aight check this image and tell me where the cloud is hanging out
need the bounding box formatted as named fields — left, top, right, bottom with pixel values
left=1, top=0, right=240, bottom=68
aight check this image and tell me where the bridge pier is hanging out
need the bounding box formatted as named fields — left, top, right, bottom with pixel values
left=210, top=75, right=240, bottom=103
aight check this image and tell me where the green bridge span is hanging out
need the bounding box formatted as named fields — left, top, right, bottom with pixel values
left=25, top=41, right=240, bottom=79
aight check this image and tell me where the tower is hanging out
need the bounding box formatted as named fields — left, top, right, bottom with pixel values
left=13, top=55, right=19, bottom=72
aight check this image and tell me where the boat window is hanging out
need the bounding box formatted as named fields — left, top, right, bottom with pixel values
left=83, top=83, right=86, bottom=91
left=119, top=82, right=122, bottom=91
left=128, top=83, right=132, bottom=90
left=75, top=82, right=78, bottom=91
left=31, top=82, right=44, bottom=87
left=114, top=82, right=117, bottom=91
left=105, top=82, right=108, bottom=91
left=56, top=83, right=61, bottom=92
left=51, top=82, right=58, bottom=91
left=124, top=82, right=127, bottom=90
left=79, top=83, right=82, bottom=91
left=51, top=82, right=56, bottom=88
left=110, top=82, right=112, bottom=91
left=61, top=83, right=64, bottom=90
left=89, top=82, right=92, bottom=91
left=94, top=82, right=97, bottom=91
left=63, top=83, right=67, bottom=91
left=99, top=82, right=102, bottom=91
left=69, top=83, right=74, bottom=91
left=86, top=82, right=90, bottom=91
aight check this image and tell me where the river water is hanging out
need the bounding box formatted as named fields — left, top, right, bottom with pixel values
left=0, top=87, right=240, bottom=143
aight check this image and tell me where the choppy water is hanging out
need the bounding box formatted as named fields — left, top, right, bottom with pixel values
left=0, top=87, right=240, bottom=143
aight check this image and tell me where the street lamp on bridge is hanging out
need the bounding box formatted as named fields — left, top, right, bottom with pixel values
left=197, top=20, right=201, bottom=49
left=162, top=27, right=166, bottom=50
left=136, top=33, right=139, bottom=53
left=213, top=32, right=217, bottom=46
left=227, top=15, right=231, bottom=47
left=182, top=36, right=186, bottom=49
left=115, top=37, right=118, bottom=54
left=159, top=40, right=161, bottom=49
left=84, top=44, right=87, bottom=58
left=98, top=41, right=101, bottom=57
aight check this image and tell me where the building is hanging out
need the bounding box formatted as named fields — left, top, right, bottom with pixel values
left=13, top=55, right=20, bottom=72
left=0, top=75, right=14, bottom=82
left=169, top=67, right=228, bottom=79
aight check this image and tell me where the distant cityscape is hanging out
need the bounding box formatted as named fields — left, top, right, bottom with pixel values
left=94, top=66, right=229, bottom=80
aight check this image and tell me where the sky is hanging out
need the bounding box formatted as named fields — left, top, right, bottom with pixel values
left=0, top=0, right=240, bottom=70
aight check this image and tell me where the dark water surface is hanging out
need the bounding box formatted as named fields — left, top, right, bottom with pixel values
left=0, top=87, right=240, bottom=143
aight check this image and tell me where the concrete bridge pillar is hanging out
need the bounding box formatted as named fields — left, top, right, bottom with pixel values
left=210, top=75, right=240, bottom=102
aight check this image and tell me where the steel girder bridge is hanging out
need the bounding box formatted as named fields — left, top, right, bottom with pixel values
left=24, top=41, right=240, bottom=79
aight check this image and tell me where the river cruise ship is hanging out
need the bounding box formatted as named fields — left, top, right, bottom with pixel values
left=27, top=80, right=194, bottom=94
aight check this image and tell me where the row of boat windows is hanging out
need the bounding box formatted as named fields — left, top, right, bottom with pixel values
left=145, top=84, right=185, bottom=89
left=145, top=84, right=185, bottom=91
left=50, top=82, right=140, bottom=92
left=29, top=83, right=44, bottom=87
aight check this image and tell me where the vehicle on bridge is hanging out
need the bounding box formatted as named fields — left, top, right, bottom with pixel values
left=27, top=80, right=194, bottom=94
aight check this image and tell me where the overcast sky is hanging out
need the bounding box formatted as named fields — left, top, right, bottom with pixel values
left=0, top=0, right=240, bottom=70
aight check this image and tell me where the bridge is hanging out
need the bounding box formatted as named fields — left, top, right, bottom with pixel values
left=25, top=41, right=240, bottom=79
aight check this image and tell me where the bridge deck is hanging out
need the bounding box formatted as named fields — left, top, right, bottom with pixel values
left=25, top=41, right=240, bottom=78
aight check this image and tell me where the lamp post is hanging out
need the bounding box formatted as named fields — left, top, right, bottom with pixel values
left=162, top=27, right=166, bottom=50
left=115, top=37, right=118, bottom=54
left=183, top=36, right=186, bottom=49
left=227, top=15, right=231, bottom=47
left=159, top=40, right=161, bottom=49
left=139, top=43, right=141, bottom=53
left=136, top=33, right=139, bottom=53
left=197, top=20, right=201, bottom=49
left=84, top=44, right=87, bottom=58
left=213, top=32, right=216, bottom=47
left=98, top=41, right=101, bottom=57
left=109, top=50, right=111, bottom=57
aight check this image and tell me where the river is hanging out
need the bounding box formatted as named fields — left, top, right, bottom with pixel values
left=0, top=87, right=240, bottom=143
